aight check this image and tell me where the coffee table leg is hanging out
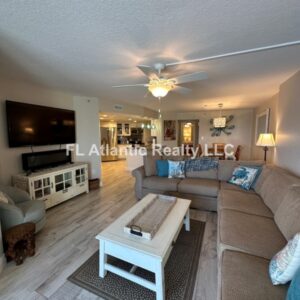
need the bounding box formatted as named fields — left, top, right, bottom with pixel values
left=184, top=209, right=190, bottom=231
left=99, top=239, right=107, bottom=278
left=155, top=263, right=165, bottom=300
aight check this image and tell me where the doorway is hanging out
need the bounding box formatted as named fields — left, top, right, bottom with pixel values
left=178, top=120, right=199, bottom=147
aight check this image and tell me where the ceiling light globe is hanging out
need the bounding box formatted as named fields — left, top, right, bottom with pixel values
left=150, top=86, right=169, bottom=98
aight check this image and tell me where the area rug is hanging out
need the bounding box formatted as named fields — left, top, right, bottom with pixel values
left=68, top=219, right=205, bottom=300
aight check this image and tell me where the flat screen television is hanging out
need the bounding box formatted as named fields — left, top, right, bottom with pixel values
left=6, top=100, right=76, bottom=147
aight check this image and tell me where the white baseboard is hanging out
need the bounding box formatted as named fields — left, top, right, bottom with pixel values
left=0, top=254, right=6, bottom=274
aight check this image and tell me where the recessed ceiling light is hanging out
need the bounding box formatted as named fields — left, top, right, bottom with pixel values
left=102, top=114, right=108, bottom=117
left=134, top=120, right=137, bottom=123
left=100, top=117, right=104, bottom=120
left=128, top=118, right=132, bottom=121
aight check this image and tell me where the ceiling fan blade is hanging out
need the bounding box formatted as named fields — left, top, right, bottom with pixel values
left=166, top=40, right=300, bottom=67
left=171, top=72, right=208, bottom=85
left=112, top=83, right=148, bottom=88
left=172, top=85, right=191, bottom=94
left=137, top=65, right=159, bottom=80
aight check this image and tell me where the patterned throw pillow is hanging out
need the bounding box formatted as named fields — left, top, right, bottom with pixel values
left=228, top=166, right=259, bottom=190
left=269, top=233, right=300, bottom=285
left=0, top=191, right=10, bottom=204
left=287, top=266, right=300, bottom=299
left=168, top=160, right=185, bottom=179
left=185, top=157, right=219, bottom=172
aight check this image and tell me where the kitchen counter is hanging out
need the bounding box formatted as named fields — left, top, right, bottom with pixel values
left=125, top=146, right=147, bottom=171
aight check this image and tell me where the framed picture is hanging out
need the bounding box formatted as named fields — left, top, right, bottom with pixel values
left=255, top=108, right=270, bottom=142
left=164, top=120, right=176, bottom=141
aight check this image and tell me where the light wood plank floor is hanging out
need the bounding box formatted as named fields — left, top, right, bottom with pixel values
left=0, top=160, right=217, bottom=300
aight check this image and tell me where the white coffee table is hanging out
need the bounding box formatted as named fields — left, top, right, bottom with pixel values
left=95, top=193, right=191, bottom=300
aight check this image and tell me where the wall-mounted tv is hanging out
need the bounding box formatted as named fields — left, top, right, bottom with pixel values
left=6, top=100, right=76, bottom=147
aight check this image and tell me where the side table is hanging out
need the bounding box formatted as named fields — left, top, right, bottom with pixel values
left=3, top=222, right=36, bottom=265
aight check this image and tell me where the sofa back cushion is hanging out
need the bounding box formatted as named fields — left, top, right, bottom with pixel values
left=253, top=165, right=271, bottom=193
left=185, top=157, right=218, bottom=179
left=143, top=152, right=161, bottom=177
left=275, top=185, right=300, bottom=240
left=258, top=167, right=300, bottom=214
left=217, top=160, right=239, bottom=181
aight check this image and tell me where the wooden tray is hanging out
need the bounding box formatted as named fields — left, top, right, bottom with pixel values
left=124, top=195, right=177, bottom=240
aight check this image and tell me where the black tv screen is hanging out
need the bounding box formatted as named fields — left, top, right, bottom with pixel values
left=6, top=100, right=76, bottom=147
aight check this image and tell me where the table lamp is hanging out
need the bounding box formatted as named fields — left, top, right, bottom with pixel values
left=256, top=133, right=276, bottom=162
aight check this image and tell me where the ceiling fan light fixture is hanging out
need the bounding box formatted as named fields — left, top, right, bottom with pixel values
left=148, top=79, right=174, bottom=99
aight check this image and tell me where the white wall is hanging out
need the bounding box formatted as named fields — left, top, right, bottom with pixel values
left=275, top=71, right=300, bottom=176
left=159, top=109, right=254, bottom=160
left=99, top=99, right=158, bottom=119
left=0, top=78, right=101, bottom=184
left=0, top=79, right=74, bottom=185
left=73, top=96, right=101, bottom=180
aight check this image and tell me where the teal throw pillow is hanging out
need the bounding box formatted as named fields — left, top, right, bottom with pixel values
left=156, top=160, right=169, bottom=177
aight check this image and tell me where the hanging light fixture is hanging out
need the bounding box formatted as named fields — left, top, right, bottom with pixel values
left=213, top=103, right=226, bottom=128
left=148, top=78, right=174, bottom=99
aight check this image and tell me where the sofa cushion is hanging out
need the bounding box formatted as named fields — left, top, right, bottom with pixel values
left=143, top=152, right=161, bottom=177
left=218, top=160, right=239, bottom=181
left=253, top=165, right=271, bottom=193
left=221, top=250, right=287, bottom=300
left=18, top=200, right=45, bottom=223
left=275, top=185, right=300, bottom=240
left=219, top=209, right=286, bottom=259
left=220, top=181, right=256, bottom=194
left=258, top=168, right=300, bottom=214
left=142, top=176, right=180, bottom=192
left=218, top=189, right=273, bottom=218
left=178, top=178, right=219, bottom=197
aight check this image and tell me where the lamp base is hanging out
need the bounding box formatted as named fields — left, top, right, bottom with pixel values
left=263, top=146, right=269, bottom=162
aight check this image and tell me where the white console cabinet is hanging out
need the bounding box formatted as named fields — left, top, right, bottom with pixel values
left=12, top=163, right=89, bottom=209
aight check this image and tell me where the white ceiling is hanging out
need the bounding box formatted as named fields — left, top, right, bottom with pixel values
left=0, top=0, right=300, bottom=112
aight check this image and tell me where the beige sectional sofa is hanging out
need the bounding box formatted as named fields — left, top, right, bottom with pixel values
left=218, top=165, right=300, bottom=300
left=132, top=154, right=264, bottom=211
left=132, top=154, right=300, bottom=299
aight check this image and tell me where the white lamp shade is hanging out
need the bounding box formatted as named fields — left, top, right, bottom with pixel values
left=256, top=133, right=276, bottom=147
left=213, top=117, right=226, bottom=128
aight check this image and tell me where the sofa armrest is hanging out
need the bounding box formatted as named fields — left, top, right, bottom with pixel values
left=0, top=202, right=25, bottom=231
left=0, top=185, right=32, bottom=204
left=132, top=166, right=146, bottom=200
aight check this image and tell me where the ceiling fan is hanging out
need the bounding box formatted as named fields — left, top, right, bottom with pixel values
left=112, top=40, right=300, bottom=99
left=113, top=63, right=208, bottom=99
